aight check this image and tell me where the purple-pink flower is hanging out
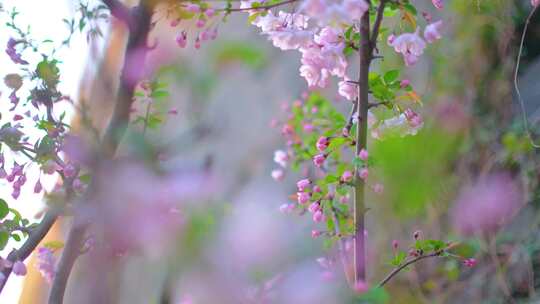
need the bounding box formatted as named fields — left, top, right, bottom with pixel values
left=451, top=173, right=523, bottom=236
left=338, top=79, right=358, bottom=101
left=424, top=20, right=443, bottom=43
left=389, top=29, right=426, bottom=66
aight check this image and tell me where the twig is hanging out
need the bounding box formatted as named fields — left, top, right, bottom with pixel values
left=344, top=101, right=359, bottom=135
left=377, top=251, right=442, bottom=288
left=514, top=5, right=540, bottom=148
left=220, top=0, right=298, bottom=12
left=370, top=0, right=388, bottom=50
left=0, top=212, right=58, bottom=293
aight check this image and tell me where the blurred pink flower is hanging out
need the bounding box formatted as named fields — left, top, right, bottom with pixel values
left=451, top=173, right=523, bottom=236
left=36, top=247, right=56, bottom=283
left=12, top=261, right=27, bottom=276
left=424, top=20, right=443, bottom=43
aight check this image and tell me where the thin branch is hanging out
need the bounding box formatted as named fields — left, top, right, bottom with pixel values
left=378, top=251, right=442, bottom=288
left=220, top=0, right=298, bottom=12
left=344, top=101, right=359, bottom=135
left=514, top=5, right=540, bottom=148
left=0, top=212, right=58, bottom=293
left=370, top=0, right=388, bottom=51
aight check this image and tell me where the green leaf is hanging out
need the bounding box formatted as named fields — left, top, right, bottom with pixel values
left=0, top=231, right=8, bottom=250
left=383, top=70, right=400, bottom=84
left=0, top=199, right=8, bottom=220
left=391, top=251, right=407, bottom=266
left=150, top=90, right=169, bottom=98
left=357, top=287, right=389, bottom=304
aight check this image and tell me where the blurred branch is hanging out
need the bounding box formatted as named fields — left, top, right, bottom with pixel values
left=48, top=1, right=156, bottom=303
left=378, top=250, right=443, bottom=288
left=0, top=212, right=58, bottom=292
left=102, top=0, right=132, bottom=26
left=514, top=5, right=540, bottom=148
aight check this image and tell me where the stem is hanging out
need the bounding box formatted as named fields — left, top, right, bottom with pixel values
left=354, top=3, right=372, bottom=284
left=377, top=251, right=442, bottom=288
left=48, top=2, right=155, bottom=303
left=143, top=101, right=152, bottom=136
left=514, top=5, right=540, bottom=148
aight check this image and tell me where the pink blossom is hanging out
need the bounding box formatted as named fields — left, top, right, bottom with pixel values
left=342, top=0, right=369, bottom=21
left=311, top=230, right=321, bottom=238
left=341, top=170, right=353, bottom=183
left=303, top=123, right=314, bottom=132
left=34, top=179, right=42, bottom=193
left=297, top=192, right=310, bottom=204
left=63, top=163, right=77, bottom=178
left=300, top=64, right=324, bottom=87
left=358, top=149, right=368, bottom=161
left=316, top=136, right=329, bottom=151
left=451, top=173, right=523, bottom=236
left=313, top=185, right=321, bottom=193
left=424, top=20, right=443, bottom=43
left=354, top=280, right=369, bottom=293
left=359, top=168, right=369, bottom=180
left=185, top=3, right=200, bottom=13
left=271, top=169, right=285, bottom=181
left=313, top=154, right=326, bottom=167
left=392, top=240, right=399, bottom=250
left=308, top=202, right=321, bottom=213
left=404, top=109, right=423, bottom=128
left=11, top=188, right=20, bottom=200
left=313, top=210, right=324, bottom=222
left=432, top=0, right=444, bottom=9
left=194, top=37, right=201, bottom=49
left=12, top=261, right=27, bottom=276
left=274, top=150, right=289, bottom=167
left=36, top=247, right=56, bottom=283
left=297, top=178, right=311, bottom=192
left=463, top=258, right=476, bottom=267
left=387, top=34, right=396, bottom=46
left=281, top=123, right=294, bottom=136
left=338, top=79, right=358, bottom=101
left=372, top=183, right=384, bottom=194
left=400, top=79, right=410, bottom=88
left=533, top=0, right=540, bottom=6
left=389, top=29, right=426, bottom=66
left=205, top=8, right=215, bottom=17
left=268, top=28, right=313, bottom=50
left=413, top=230, right=422, bottom=240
